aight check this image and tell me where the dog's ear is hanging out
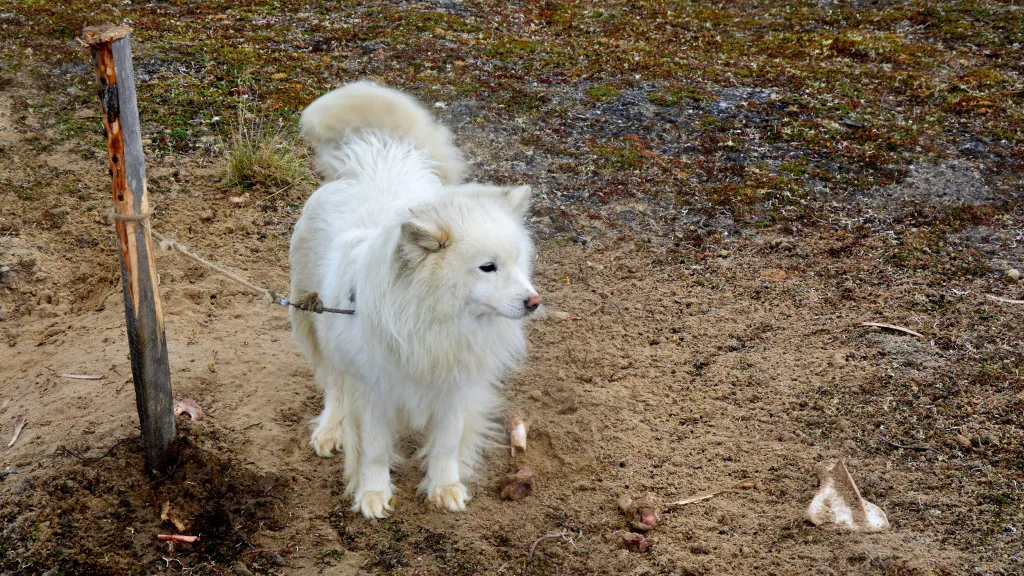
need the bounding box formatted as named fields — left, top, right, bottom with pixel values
left=501, top=185, right=532, bottom=218
left=399, top=217, right=451, bottom=259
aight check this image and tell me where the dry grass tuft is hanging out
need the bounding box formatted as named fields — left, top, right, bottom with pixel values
left=222, top=110, right=310, bottom=193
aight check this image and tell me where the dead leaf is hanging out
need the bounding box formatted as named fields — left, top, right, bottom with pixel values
left=619, top=492, right=658, bottom=531
left=61, top=374, right=107, bottom=380
left=807, top=460, right=889, bottom=532
left=271, top=72, right=287, bottom=80
left=760, top=269, right=788, bottom=282
left=173, top=398, right=205, bottom=421
left=161, top=501, right=187, bottom=532
left=8, top=417, right=26, bottom=448
left=859, top=322, right=924, bottom=338
left=499, top=467, right=534, bottom=501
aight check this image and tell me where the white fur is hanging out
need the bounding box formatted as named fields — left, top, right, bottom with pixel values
left=290, top=81, right=539, bottom=518
left=299, top=80, right=465, bottom=185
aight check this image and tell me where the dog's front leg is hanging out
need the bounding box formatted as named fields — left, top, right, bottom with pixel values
left=420, top=409, right=470, bottom=512
left=350, top=404, right=396, bottom=519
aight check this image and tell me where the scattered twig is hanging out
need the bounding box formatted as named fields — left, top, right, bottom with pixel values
left=510, top=419, right=527, bottom=455
left=158, top=534, right=199, bottom=543
left=255, top=182, right=294, bottom=206
left=8, top=417, right=26, bottom=448
left=985, top=294, right=1024, bottom=305
left=60, top=373, right=108, bottom=380
left=666, top=479, right=757, bottom=508
left=877, top=434, right=935, bottom=452
left=160, top=557, right=183, bottom=570
left=859, top=322, right=924, bottom=338
left=0, top=470, right=19, bottom=480
left=528, top=531, right=569, bottom=563
left=54, top=436, right=141, bottom=463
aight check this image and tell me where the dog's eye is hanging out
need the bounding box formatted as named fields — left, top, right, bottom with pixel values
left=479, top=263, right=497, bottom=273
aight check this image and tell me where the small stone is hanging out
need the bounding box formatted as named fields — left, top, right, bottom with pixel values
left=619, top=459, right=627, bottom=468
left=1005, top=268, right=1020, bottom=281
left=690, top=543, right=711, bottom=555
left=498, top=467, right=534, bottom=501
left=953, top=434, right=972, bottom=450
left=621, top=533, right=652, bottom=552
left=0, top=266, right=12, bottom=286
left=231, top=562, right=252, bottom=576
left=199, top=210, right=215, bottom=222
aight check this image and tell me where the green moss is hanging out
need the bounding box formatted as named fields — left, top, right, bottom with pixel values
left=648, top=85, right=704, bottom=106
left=779, top=161, right=808, bottom=177
left=586, top=84, right=620, bottom=102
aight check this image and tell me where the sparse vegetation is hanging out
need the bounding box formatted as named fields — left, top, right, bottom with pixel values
left=585, top=84, right=620, bottom=102
left=221, top=110, right=310, bottom=193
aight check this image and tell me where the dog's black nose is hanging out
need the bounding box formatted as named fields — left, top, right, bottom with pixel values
left=524, top=293, right=542, bottom=312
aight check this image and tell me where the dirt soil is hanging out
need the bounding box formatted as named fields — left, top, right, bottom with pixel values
left=2, top=1, right=1024, bottom=575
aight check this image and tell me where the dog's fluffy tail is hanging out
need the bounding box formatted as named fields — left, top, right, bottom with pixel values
left=299, top=80, right=465, bottom=184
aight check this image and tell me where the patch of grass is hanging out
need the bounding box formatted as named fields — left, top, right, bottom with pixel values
left=56, top=114, right=94, bottom=140
left=316, top=548, right=346, bottom=566
left=648, top=85, right=705, bottom=106
left=221, top=110, right=310, bottom=192
left=585, top=84, right=620, bottom=102
left=779, top=161, right=808, bottom=177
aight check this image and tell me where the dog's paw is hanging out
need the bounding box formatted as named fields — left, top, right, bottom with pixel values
left=425, top=482, right=470, bottom=512
left=309, top=422, right=344, bottom=458
left=354, top=489, right=394, bottom=519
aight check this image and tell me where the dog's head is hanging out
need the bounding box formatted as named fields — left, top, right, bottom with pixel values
left=397, top=185, right=540, bottom=320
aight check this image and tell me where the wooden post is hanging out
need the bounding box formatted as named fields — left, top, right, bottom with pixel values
left=82, top=24, right=176, bottom=475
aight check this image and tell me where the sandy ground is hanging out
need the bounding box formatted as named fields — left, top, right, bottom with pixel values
left=2, top=20, right=1024, bottom=575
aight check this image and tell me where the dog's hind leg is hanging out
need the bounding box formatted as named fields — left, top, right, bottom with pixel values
left=309, top=367, right=346, bottom=457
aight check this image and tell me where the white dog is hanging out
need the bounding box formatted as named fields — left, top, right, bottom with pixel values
left=289, top=81, right=541, bottom=518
